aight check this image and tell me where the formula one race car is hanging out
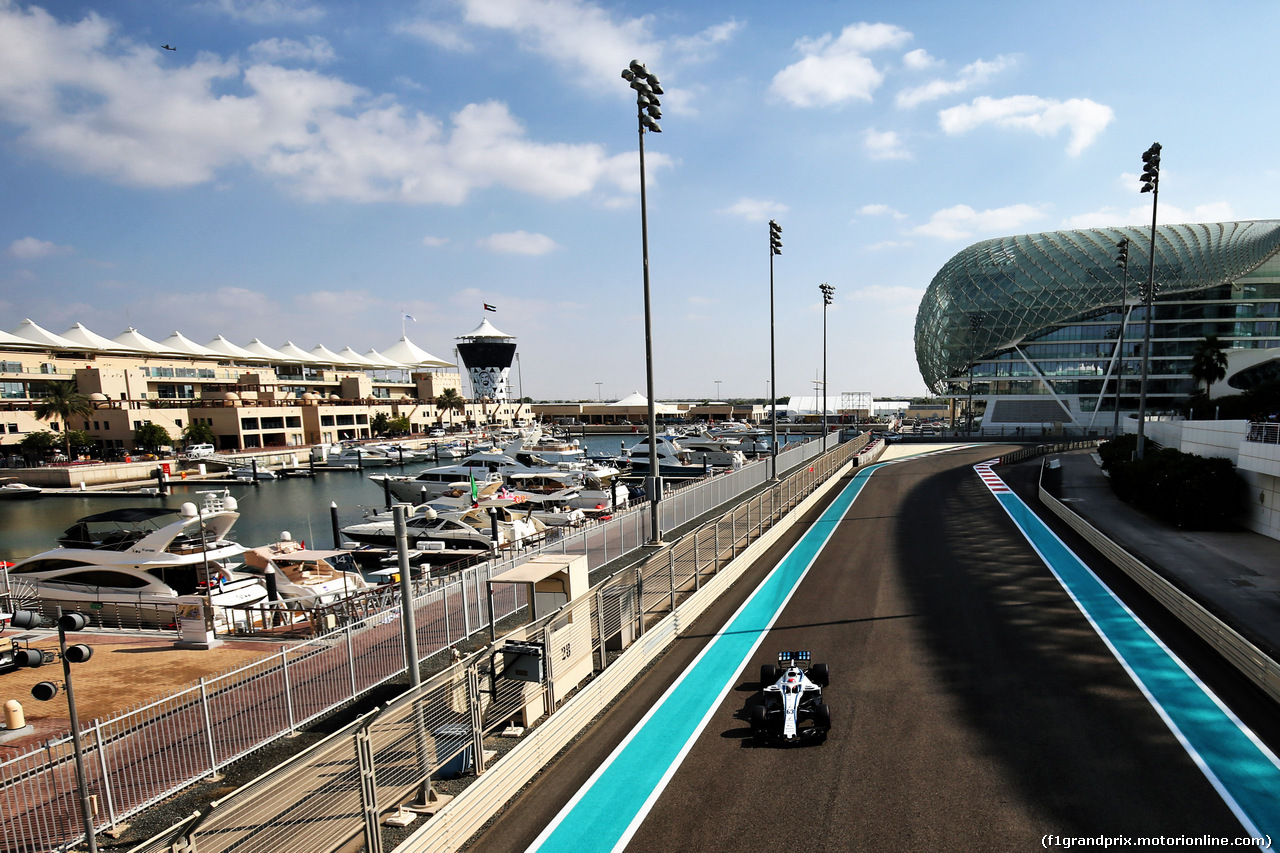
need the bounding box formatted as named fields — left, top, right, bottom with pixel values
left=750, top=651, right=830, bottom=745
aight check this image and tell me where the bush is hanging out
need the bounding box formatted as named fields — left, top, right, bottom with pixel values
left=1097, top=435, right=1245, bottom=529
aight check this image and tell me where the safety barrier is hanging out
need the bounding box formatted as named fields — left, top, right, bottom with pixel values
left=1037, top=461, right=1280, bottom=706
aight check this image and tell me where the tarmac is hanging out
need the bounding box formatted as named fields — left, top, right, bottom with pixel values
left=1045, top=448, right=1280, bottom=659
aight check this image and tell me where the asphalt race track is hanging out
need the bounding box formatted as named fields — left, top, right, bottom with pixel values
left=470, top=445, right=1274, bottom=852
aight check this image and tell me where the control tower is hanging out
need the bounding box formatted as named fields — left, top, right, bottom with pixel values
left=456, top=318, right=517, bottom=401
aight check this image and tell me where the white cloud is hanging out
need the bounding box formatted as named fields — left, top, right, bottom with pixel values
left=770, top=22, right=911, bottom=107
left=248, top=36, right=336, bottom=64
left=479, top=230, right=560, bottom=255
left=205, top=0, right=324, bottom=25
left=669, top=19, right=742, bottom=63
left=858, top=204, right=907, bottom=219
left=864, top=128, right=910, bottom=160
left=421, top=236, right=450, bottom=247
left=1061, top=201, right=1237, bottom=231
left=855, top=283, right=925, bottom=315
left=938, top=95, right=1114, bottom=155
left=895, top=55, right=1015, bottom=109
left=394, top=19, right=474, bottom=52
left=912, top=203, right=1048, bottom=240
left=5, top=237, right=71, bottom=259
left=722, top=197, right=788, bottom=222
left=455, top=0, right=663, bottom=93
left=901, top=48, right=939, bottom=71
left=0, top=5, right=647, bottom=203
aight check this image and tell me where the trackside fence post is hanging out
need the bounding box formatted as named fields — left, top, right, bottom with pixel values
left=199, top=678, right=220, bottom=780
left=356, top=727, right=383, bottom=853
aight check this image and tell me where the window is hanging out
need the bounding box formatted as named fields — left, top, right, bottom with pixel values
left=0, top=381, right=24, bottom=399
left=241, top=418, right=259, bottom=430
left=260, top=416, right=284, bottom=430
left=286, top=416, right=301, bottom=428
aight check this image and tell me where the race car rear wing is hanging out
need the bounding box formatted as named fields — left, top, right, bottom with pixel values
left=777, top=651, right=811, bottom=665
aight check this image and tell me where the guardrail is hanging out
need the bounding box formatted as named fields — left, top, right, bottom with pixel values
left=1245, top=421, right=1280, bottom=444
left=177, top=436, right=867, bottom=853
left=1, top=432, right=851, bottom=853
left=1037, top=460, right=1280, bottom=706
left=997, top=439, right=1099, bottom=467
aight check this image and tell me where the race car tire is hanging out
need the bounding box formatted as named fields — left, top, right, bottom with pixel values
left=810, top=662, right=829, bottom=687
left=760, top=664, right=778, bottom=686
left=750, top=705, right=769, bottom=743
left=813, top=702, right=831, bottom=730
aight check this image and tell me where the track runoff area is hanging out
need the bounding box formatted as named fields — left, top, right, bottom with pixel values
left=524, top=446, right=1279, bottom=852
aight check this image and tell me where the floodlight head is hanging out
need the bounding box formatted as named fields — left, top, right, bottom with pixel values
left=64, top=643, right=93, bottom=664
left=59, top=612, right=88, bottom=632
left=8, top=610, right=43, bottom=630
left=32, top=681, right=59, bottom=702
left=629, top=59, right=647, bottom=76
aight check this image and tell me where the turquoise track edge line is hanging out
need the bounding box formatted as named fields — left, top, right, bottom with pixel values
left=975, top=463, right=1280, bottom=840
left=527, top=462, right=886, bottom=853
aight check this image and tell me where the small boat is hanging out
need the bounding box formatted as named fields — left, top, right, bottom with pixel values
left=0, top=481, right=43, bottom=500
left=241, top=533, right=373, bottom=605
left=626, top=435, right=743, bottom=478
left=340, top=501, right=546, bottom=550
left=231, top=466, right=279, bottom=481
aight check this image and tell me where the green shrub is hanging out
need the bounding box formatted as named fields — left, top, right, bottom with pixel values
left=1097, top=436, right=1245, bottom=529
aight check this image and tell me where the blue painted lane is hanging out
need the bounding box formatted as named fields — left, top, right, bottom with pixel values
left=975, top=463, right=1280, bottom=840
left=527, top=464, right=883, bottom=853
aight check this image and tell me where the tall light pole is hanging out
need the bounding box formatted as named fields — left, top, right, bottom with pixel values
left=819, top=283, right=834, bottom=441
left=967, top=312, right=984, bottom=436
left=1135, top=142, right=1161, bottom=460
left=714, top=380, right=722, bottom=402
left=595, top=381, right=603, bottom=402
left=621, top=59, right=664, bottom=544
left=1113, top=237, right=1130, bottom=438
left=769, top=219, right=782, bottom=479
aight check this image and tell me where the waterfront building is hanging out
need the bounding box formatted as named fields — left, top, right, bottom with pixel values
left=915, top=220, right=1280, bottom=432
left=0, top=320, right=532, bottom=456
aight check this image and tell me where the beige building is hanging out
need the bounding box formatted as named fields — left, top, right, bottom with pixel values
left=0, top=321, right=530, bottom=455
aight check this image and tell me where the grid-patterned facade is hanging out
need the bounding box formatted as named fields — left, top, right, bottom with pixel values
left=914, top=220, right=1280, bottom=427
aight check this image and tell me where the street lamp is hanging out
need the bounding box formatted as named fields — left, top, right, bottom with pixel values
left=819, top=283, right=834, bottom=441
left=621, top=59, right=664, bottom=544
left=769, top=219, right=782, bottom=479
left=1113, top=237, right=1130, bottom=438
left=1135, top=142, right=1162, bottom=460
left=714, top=380, right=721, bottom=402
left=967, top=313, right=984, bottom=436
left=595, top=381, right=603, bottom=402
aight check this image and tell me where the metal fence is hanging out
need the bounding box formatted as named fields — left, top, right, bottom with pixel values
left=183, top=435, right=861, bottom=853
left=0, top=431, right=848, bottom=853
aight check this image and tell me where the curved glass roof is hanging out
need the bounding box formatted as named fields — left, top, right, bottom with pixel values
left=914, top=220, right=1280, bottom=391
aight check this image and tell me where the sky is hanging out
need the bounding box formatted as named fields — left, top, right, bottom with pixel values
left=1, top=1, right=1278, bottom=403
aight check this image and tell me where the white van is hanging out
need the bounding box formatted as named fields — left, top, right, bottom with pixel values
left=183, top=444, right=216, bottom=459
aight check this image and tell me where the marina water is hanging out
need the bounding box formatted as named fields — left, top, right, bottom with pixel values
left=0, top=432, right=805, bottom=562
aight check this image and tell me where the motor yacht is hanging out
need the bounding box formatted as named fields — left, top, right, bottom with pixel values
left=241, top=532, right=372, bottom=605
left=339, top=500, right=546, bottom=550
left=369, top=436, right=622, bottom=504
left=5, top=492, right=267, bottom=625
left=625, top=435, right=744, bottom=478
left=0, top=480, right=42, bottom=499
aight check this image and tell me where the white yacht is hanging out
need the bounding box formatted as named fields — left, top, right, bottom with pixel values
left=5, top=494, right=267, bottom=624
left=313, top=444, right=396, bottom=467
left=241, top=533, right=372, bottom=605
left=340, top=501, right=546, bottom=551
left=369, top=436, right=622, bottom=504
left=626, top=435, right=744, bottom=477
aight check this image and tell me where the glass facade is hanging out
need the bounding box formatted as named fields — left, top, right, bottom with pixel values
left=915, top=220, right=1280, bottom=426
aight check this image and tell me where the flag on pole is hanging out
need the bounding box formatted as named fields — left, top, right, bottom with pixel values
left=404, top=313, right=416, bottom=322
left=483, top=303, right=497, bottom=312
left=470, top=472, right=479, bottom=505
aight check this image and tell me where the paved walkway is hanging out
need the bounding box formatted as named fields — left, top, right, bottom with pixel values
left=1052, top=449, right=1280, bottom=659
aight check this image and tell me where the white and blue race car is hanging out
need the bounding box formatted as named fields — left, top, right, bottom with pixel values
left=750, top=651, right=830, bottom=745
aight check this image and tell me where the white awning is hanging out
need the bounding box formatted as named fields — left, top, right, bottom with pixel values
left=157, top=331, right=220, bottom=357
left=382, top=336, right=453, bottom=367
left=10, top=319, right=77, bottom=348
left=112, top=327, right=170, bottom=353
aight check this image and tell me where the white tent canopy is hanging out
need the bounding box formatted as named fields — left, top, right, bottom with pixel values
left=363, top=348, right=408, bottom=368
left=158, top=331, right=220, bottom=357
left=336, top=346, right=378, bottom=367
left=275, top=341, right=321, bottom=363
left=112, top=327, right=170, bottom=353
left=609, top=391, right=679, bottom=414
left=308, top=343, right=351, bottom=365
left=457, top=317, right=514, bottom=340
left=382, top=336, right=452, bottom=367
left=242, top=338, right=291, bottom=361
left=60, top=322, right=138, bottom=351
left=10, top=319, right=77, bottom=349
left=205, top=335, right=259, bottom=360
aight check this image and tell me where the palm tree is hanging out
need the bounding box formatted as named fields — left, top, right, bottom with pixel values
left=435, top=388, right=466, bottom=428
left=33, top=380, right=93, bottom=459
left=1189, top=335, right=1229, bottom=399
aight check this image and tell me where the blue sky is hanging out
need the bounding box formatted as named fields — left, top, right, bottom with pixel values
left=1, top=0, right=1276, bottom=402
